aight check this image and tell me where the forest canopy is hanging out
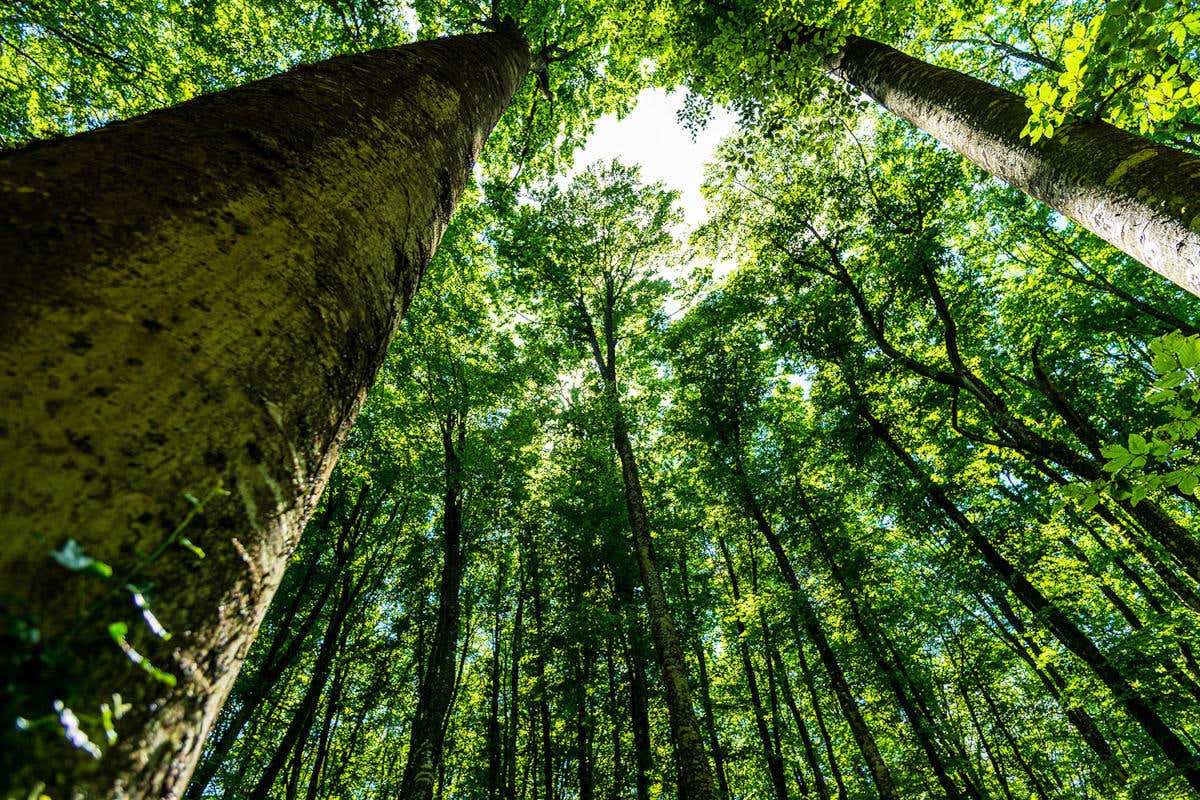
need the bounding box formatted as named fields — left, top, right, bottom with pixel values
left=1, top=1, right=1199, bottom=800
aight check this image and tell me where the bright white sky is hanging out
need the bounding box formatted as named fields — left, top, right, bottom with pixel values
left=572, top=88, right=738, bottom=229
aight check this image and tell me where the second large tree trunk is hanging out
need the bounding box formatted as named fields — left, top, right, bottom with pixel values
left=0, top=28, right=528, bottom=800
left=806, top=33, right=1200, bottom=295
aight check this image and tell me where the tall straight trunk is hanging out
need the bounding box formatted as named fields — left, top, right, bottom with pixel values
left=727, top=469, right=898, bottom=800
left=607, top=403, right=718, bottom=800
left=744, top=537, right=795, bottom=799
left=973, top=590, right=1126, bottom=786
left=529, top=529, right=555, bottom=800
left=625, top=625, right=655, bottom=800
left=800, top=498, right=973, bottom=800
left=400, top=415, right=468, bottom=800
left=303, top=644, right=348, bottom=800
left=0, top=28, right=529, bottom=800
left=488, top=568, right=506, bottom=800
left=946, top=637, right=1049, bottom=800
left=772, top=644, right=831, bottom=800
left=248, top=574, right=353, bottom=800
left=718, top=538, right=790, bottom=800
left=605, top=643, right=625, bottom=800
left=784, top=29, right=1200, bottom=294
left=611, top=553, right=656, bottom=800
left=187, top=550, right=336, bottom=798
left=575, top=644, right=595, bottom=800
left=954, top=679, right=1014, bottom=800
left=504, top=569, right=526, bottom=800
left=858, top=401, right=1200, bottom=791
left=793, top=636, right=848, bottom=800
left=679, top=557, right=732, bottom=800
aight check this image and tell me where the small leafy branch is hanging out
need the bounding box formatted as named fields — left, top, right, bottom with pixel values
left=1021, top=3, right=1200, bottom=142
left=12, top=484, right=225, bottom=761
left=1064, top=332, right=1200, bottom=510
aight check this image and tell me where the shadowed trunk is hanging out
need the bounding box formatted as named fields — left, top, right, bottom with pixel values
left=718, top=537, right=789, bottom=800
left=400, top=414, right=468, bottom=800
left=855, top=397, right=1200, bottom=792
left=0, top=28, right=529, bottom=800
left=575, top=273, right=718, bottom=800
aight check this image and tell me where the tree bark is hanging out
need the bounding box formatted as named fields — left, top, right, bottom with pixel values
left=679, top=557, right=732, bottom=800
left=0, top=27, right=529, bottom=800
left=726, top=465, right=899, bottom=800
left=400, top=414, right=468, bottom=800
left=578, top=287, right=717, bottom=800
left=796, top=32, right=1200, bottom=295
left=608, top=406, right=718, bottom=800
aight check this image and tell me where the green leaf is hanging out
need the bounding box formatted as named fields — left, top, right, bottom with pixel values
left=51, top=539, right=113, bottom=579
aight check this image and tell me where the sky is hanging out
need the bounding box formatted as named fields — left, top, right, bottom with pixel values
left=571, top=88, right=738, bottom=229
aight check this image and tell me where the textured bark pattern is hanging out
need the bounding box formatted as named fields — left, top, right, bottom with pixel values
left=0, top=29, right=528, bottom=800
left=610, top=409, right=718, bottom=800
left=828, top=36, right=1200, bottom=296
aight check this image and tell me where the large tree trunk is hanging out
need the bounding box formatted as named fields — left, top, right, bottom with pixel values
left=400, top=415, right=468, bottom=800
left=0, top=28, right=528, bottom=800
left=805, top=33, right=1200, bottom=295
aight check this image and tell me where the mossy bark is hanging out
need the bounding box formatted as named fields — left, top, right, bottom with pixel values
left=0, top=27, right=528, bottom=800
left=824, top=36, right=1200, bottom=296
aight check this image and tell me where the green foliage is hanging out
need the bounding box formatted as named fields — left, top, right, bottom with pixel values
left=1020, top=1, right=1200, bottom=140
left=5, top=486, right=220, bottom=764
left=1066, top=332, right=1200, bottom=510
left=5, top=0, right=1200, bottom=796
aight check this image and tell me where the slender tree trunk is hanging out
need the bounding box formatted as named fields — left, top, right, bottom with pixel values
left=718, top=537, right=790, bottom=800
left=745, top=537, right=796, bottom=799
left=974, top=590, right=1126, bottom=786
left=801, top=499, right=974, bottom=800
left=248, top=574, right=353, bottom=800
left=680, top=557, right=732, bottom=800
left=783, top=29, right=1200, bottom=294
left=605, top=642, right=625, bottom=800
left=504, top=567, right=526, bottom=800
left=772, top=643, right=831, bottom=800
left=575, top=643, right=595, bottom=800
left=859, top=401, right=1200, bottom=791
left=0, top=28, right=529, bottom=800
left=607, top=402, right=718, bottom=800
left=488, top=568, right=506, bottom=800
left=727, top=468, right=898, bottom=800
left=793, top=637, right=849, bottom=800
left=400, top=415, right=468, bottom=800
left=187, top=554, right=337, bottom=798
left=189, top=485, right=370, bottom=798
left=304, top=644, right=348, bottom=800
left=529, top=529, right=555, bottom=800
left=611, top=553, right=656, bottom=800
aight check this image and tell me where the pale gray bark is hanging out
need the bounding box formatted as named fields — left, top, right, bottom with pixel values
left=822, top=36, right=1200, bottom=296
